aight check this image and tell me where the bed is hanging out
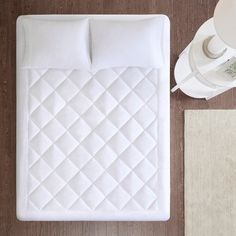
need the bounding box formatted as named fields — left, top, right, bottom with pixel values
left=16, top=15, right=170, bottom=221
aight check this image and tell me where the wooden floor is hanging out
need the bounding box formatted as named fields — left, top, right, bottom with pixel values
left=1, top=0, right=235, bottom=235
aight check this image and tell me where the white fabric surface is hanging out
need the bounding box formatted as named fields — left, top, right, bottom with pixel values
left=16, top=15, right=170, bottom=221
left=90, top=17, right=165, bottom=70
left=21, top=18, right=91, bottom=69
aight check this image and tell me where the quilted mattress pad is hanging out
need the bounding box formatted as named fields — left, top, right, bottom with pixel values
left=17, top=15, right=170, bottom=221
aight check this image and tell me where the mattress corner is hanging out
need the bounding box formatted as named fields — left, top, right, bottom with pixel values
left=162, top=211, right=170, bottom=222
left=16, top=15, right=26, bottom=25
left=162, top=14, right=170, bottom=25
left=16, top=208, right=28, bottom=221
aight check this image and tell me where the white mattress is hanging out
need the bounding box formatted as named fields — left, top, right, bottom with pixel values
left=16, top=15, right=170, bottom=221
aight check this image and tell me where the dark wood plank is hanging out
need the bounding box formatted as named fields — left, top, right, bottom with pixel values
left=1, top=0, right=231, bottom=235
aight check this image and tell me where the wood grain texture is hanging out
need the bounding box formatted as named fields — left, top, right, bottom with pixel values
left=1, top=0, right=234, bottom=235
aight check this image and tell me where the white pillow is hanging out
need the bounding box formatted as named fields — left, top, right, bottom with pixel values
left=90, top=18, right=164, bottom=70
left=22, top=18, right=90, bottom=69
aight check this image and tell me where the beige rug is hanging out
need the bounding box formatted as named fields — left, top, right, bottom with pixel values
left=185, top=110, right=236, bottom=236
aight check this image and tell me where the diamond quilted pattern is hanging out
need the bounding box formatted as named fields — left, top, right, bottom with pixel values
left=134, top=79, right=156, bottom=102
left=30, top=159, right=52, bottom=182
left=147, top=95, right=158, bottom=113
left=56, top=106, right=78, bottom=128
left=82, top=186, right=105, bottom=209
left=119, top=146, right=144, bottom=168
left=56, top=79, right=78, bottom=102
left=42, top=69, right=70, bottom=88
left=28, top=148, right=40, bottom=167
left=94, top=69, right=118, bottom=88
left=27, top=67, right=160, bottom=213
left=43, top=173, right=66, bottom=195
left=28, top=120, right=40, bottom=140
left=95, top=119, right=118, bottom=142
left=42, top=146, right=66, bottom=169
left=69, top=93, right=92, bottom=114
left=120, top=118, right=143, bottom=142
left=42, top=92, right=66, bottom=115
left=134, top=186, right=157, bottom=209
left=95, top=146, right=117, bottom=168
left=121, top=92, right=144, bottom=115
left=107, top=159, right=131, bottom=182
left=55, top=132, right=78, bottom=155
left=134, top=159, right=156, bottom=182
left=56, top=159, right=79, bottom=182
left=107, top=106, right=130, bottom=128
left=30, top=186, right=52, bottom=209
left=81, top=133, right=105, bottom=155
left=95, top=92, right=118, bottom=115
left=108, top=79, right=130, bottom=102
left=29, top=95, right=40, bottom=114
left=95, top=173, right=118, bottom=195
left=120, top=68, right=145, bottom=88
left=31, top=106, right=53, bottom=128
left=134, top=106, right=156, bottom=128
left=43, top=200, right=64, bottom=211
left=68, top=70, right=92, bottom=89
left=82, top=106, right=105, bottom=129
left=108, top=133, right=130, bottom=155
left=121, top=173, right=144, bottom=195
left=123, top=200, right=143, bottom=211
left=68, top=146, right=92, bottom=169
left=133, top=132, right=156, bottom=156
left=108, top=186, right=130, bottom=209
left=95, top=200, right=117, bottom=211
left=55, top=186, right=78, bottom=209
left=28, top=70, right=43, bottom=87
left=81, top=159, right=104, bottom=181
left=30, top=79, right=54, bottom=102
left=43, top=119, right=66, bottom=142
left=28, top=175, right=40, bottom=193
left=68, top=118, right=92, bottom=142
left=70, top=199, right=91, bottom=211
left=147, top=121, right=158, bottom=140
left=30, top=132, right=52, bottom=155
left=69, top=172, right=92, bottom=195
left=82, top=79, right=105, bottom=101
